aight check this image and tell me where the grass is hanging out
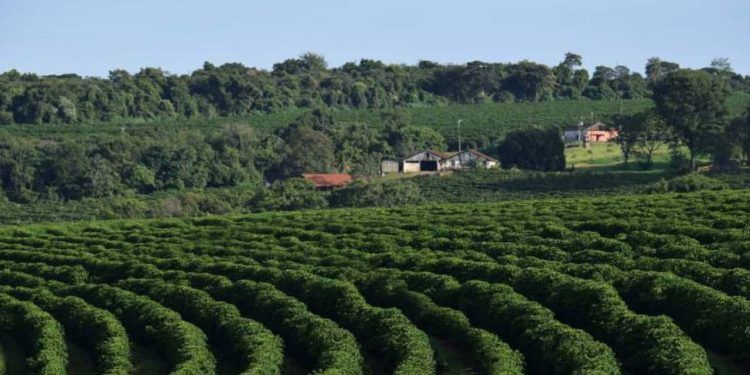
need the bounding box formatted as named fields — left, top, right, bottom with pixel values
left=565, top=142, right=675, bottom=168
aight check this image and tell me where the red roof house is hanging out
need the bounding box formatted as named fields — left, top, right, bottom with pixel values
left=302, top=173, right=353, bottom=189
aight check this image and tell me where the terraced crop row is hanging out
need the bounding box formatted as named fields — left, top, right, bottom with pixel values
left=0, top=189, right=749, bottom=374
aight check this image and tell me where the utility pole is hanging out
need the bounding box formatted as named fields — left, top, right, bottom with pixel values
left=457, top=119, right=463, bottom=152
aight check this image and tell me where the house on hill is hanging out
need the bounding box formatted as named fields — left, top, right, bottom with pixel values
left=302, top=173, right=352, bottom=190
left=398, top=149, right=499, bottom=173
left=564, top=122, right=618, bottom=147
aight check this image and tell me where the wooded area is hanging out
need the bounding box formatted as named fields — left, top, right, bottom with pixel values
left=1, top=53, right=748, bottom=125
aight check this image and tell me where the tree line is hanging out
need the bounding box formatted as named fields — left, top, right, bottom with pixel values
left=612, top=69, right=750, bottom=171
left=2, top=53, right=747, bottom=125
left=0, top=108, right=444, bottom=203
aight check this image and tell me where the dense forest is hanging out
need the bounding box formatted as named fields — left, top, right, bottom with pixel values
left=1, top=53, right=748, bottom=125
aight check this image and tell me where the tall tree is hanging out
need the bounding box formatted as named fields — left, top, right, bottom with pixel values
left=645, top=58, right=680, bottom=85
left=710, top=58, right=732, bottom=73
left=497, top=127, right=565, bottom=171
left=652, top=69, right=729, bottom=170
left=611, top=113, right=640, bottom=165
left=278, top=127, right=335, bottom=178
left=728, top=105, right=750, bottom=165
left=554, top=53, right=585, bottom=99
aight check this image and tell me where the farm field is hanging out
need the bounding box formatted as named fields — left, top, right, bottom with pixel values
left=1, top=189, right=750, bottom=374
left=0, top=97, right=654, bottom=147
left=2, top=92, right=748, bottom=146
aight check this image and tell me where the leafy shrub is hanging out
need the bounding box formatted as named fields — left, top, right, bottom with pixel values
left=645, top=173, right=728, bottom=193
left=248, top=178, right=328, bottom=211
left=329, top=180, right=423, bottom=207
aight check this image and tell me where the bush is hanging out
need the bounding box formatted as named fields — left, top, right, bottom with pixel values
left=329, top=180, right=423, bottom=207
left=645, top=173, right=728, bottom=193
left=247, top=178, right=328, bottom=211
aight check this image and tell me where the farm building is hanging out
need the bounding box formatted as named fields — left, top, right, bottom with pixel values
left=441, top=150, right=498, bottom=170
left=402, top=150, right=449, bottom=173
left=302, top=173, right=352, bottom=190
left=380, top=159, right=400, bottom=175
left=399, top=149, right=499, bottom=173
left=564, top=122, right=618, bottom=147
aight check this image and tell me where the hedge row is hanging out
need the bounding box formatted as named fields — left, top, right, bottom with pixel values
left=443, top=280, right=621, bottom=374
left=116, top=278, right=284, bottom=375
left=356, top=274, right=525, bottom=375
left=2, top=287, right=132, bottom=375
left=0, top=292, right=68, bottom=375
left=167, top=261, right=436, bottom=375
left=379, top=253, right=719, bottom=374
left=511, top=268, right=711, bottom=374
left=616, top=271, right=750, bottom=360
left=59, top=284, right=216, bottom=375
left=219, top=279, right=365, bottom=375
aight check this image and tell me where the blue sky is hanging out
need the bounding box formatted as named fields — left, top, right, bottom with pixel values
left=1, top=0, right=748, bottom=77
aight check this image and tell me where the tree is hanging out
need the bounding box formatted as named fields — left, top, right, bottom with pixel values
left=395, top=126, right=445, bottom=157
left=611, top=110, right=667, bottom=167
left=84, top=155, right=123, bottom=198
left=645, top=58, right=680, bottom=85
left=497, top=127, right=565, bottom=171
left=278, top=127, right=335, bottom=178
left=710, top=58, right=732, bottom=73
left=248, top=178, right=327, bottom=211
left=728, top=106, right=750, bottom=165
left=634, top=111, right=668, bottom=168
left=57, top=96, right=77, bottom=123
left=652, top=69, right=729, bottom=170
left=611, top=114, right=640, bottom=165
left=503, top=61, right=556, bottom=102
left=0, top=111, right=13, bottom=125
left=583, top=66, right=617, bottom=99
left=0, top=137, right=38, bottom=202
left=554, top=53, right=586, bottom=99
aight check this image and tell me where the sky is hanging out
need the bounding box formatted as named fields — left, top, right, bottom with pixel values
left=1, top=0, right=748, bottom=77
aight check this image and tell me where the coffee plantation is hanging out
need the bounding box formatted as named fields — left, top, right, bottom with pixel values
left=0, top=189, right=748, bottom=374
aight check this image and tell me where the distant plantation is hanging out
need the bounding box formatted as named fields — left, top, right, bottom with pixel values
left=1, top=96, right=658, bottom=144
left=4, top=92, right=749, bottom=144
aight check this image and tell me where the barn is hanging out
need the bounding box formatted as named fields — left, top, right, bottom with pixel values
left=441, top=150, right=499, bottom=170
left=399, top=149, right=499, bottom=173
left=402, top=150, right=449, bottom=173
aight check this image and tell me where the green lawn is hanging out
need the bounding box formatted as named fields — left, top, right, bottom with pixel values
left=565, top=141, right=685, bottom=170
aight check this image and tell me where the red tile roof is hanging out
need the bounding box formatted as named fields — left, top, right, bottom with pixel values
left=302, top=173, right=353, bottom=188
